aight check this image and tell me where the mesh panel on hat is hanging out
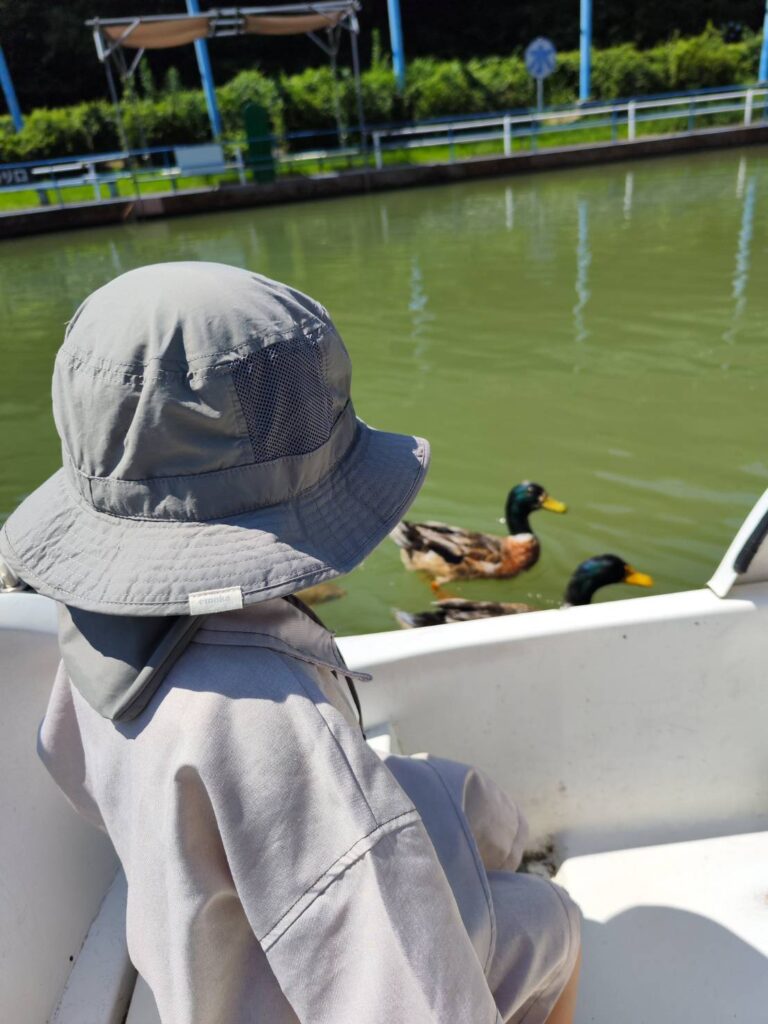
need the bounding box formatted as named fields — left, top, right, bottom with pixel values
left=231, top=337, right=334, bottom=463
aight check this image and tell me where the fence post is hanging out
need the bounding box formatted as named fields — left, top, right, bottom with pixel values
left=744, top=88, right=754, bottom=126
left=503, top=115, right=512, bottom=157
left=86, top=162, right=100, bottom=202
left=627, top=100, right=636, bottom=141
left=373, top=132, right=383, bottom=170
left=233, top=145, right=246, bottom=186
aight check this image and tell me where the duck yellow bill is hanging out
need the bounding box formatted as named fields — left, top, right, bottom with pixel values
left=624, top=568, right=654, bottom=587
left=541, top=496, right=567, bottom=513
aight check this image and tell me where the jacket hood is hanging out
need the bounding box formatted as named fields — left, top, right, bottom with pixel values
left=57, top=595, right=370, bottom=723
left=58, top=604, right=203, bottom=721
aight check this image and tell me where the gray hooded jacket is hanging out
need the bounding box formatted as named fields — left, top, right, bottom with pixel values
left=39, top=597, right=572, bottom=1024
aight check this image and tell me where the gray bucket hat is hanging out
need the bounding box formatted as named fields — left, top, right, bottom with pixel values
left=0, top=262, right=430, bottom=616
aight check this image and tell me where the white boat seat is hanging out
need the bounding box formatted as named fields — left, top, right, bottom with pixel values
left=555, top=831, right=768, bottom=1023
left=126, top=830, right=768, bottom=1023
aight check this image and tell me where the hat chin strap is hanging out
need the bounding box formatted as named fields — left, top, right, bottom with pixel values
left=0, top=557, right=24, bottom=593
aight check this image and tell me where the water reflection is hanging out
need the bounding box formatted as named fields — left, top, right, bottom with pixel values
left=108, top=240, right=123, bottom=276
left=409, top=255, right=433, bottom=365
left=379, top=202, right=390, bottom=243
left=735, top=155, right=747, bottom=199
left=573, top=199, right=591, bottom=343
left=505, top=187, right=514, bottom=231
left=623, top=172, right=634, bottom=221
left=723, top=171, right=757, bottom=345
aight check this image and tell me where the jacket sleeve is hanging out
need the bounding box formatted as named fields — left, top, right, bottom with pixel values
left=196, top=645, right=503, bottom=1024
left=262, top=814, right=504, bottom=1024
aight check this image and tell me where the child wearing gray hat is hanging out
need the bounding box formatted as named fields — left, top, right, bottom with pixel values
left=0, top=263, right=580, bottom=1023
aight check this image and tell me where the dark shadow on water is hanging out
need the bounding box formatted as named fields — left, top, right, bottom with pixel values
left=577, top=906, right=768, bottom=1023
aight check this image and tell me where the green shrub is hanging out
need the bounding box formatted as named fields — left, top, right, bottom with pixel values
left=591, top=43, right=667, bottom=98
left=2, top=103, right=118, bottom=161
left=280, top=65, right=354, bottom=134
left=406, top=58, right=486, bottom=119
left=465, top=56, right=532, bottom=110
left=360, top=64, right=400, bottom=124
left=0, top=28, right=762, bottom=163
left=647, top=25, right=741, bottom=90
left=218, top=69, right=285, bottom=138
left=122, top=91, right=210, bottom=150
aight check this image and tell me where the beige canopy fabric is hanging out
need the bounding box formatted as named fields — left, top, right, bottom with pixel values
left=245, top=12, right=343, bottom=35
left=101, top=11, right=344, bottom=50
left=103, top=18, right=210, bottom=50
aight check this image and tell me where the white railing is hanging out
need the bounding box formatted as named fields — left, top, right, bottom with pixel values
left=2, top=86, right=767, bottom=210
left=371, top=86, right=768, bottom=169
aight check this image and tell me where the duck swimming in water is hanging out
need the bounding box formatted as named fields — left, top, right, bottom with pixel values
left=390, top=481, right=567, bottom=585
left=394, top=554, right=653, bottom=628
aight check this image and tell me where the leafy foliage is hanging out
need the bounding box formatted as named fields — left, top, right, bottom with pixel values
left=218, top=69, right=284, bottom=137
left=0, top=0, right=765, bottom=109
left=0, top=29, right=763, bottom=162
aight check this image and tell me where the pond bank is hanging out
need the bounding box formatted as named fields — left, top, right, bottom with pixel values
left=1, top=121, right=767, bottom=240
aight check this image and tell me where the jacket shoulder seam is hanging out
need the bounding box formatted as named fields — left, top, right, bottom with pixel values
left=260, top=809, right=420, bottom=951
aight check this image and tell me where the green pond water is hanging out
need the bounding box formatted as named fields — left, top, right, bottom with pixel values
left=1, top=147, right=767, bottom=635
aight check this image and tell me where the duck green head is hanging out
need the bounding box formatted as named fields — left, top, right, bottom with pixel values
left=504, top=481, right=567, bottom=535
left=563, top=554, right=654, bottom=607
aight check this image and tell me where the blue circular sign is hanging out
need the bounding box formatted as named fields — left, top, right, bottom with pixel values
left=525, top=37, right=557, bottom=79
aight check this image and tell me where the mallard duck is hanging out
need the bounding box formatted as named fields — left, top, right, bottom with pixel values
left=390, top=481, right=566, bottom=585
left=394, top=554, right=653, bottom=628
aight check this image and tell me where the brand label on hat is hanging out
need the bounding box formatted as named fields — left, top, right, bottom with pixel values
left=188, top=586, right=244, bottom=616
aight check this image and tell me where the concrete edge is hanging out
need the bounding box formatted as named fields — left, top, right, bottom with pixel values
left=2, top=122, right=767, bottom=240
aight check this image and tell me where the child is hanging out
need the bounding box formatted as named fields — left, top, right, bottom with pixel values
left=1, top=262, right=580, bottom=1023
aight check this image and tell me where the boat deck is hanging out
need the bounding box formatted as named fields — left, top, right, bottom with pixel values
left=558, top=831, right=768, bottom=1022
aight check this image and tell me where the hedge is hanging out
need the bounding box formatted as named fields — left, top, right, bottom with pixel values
left=0, top=27, right=762, bottom=162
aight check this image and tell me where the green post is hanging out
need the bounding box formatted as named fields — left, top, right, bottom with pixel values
left=243, top=103, right=275, bottom=184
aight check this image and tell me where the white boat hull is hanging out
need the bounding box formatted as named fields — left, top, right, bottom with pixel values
left=3, top=488, right=768, bottom=1022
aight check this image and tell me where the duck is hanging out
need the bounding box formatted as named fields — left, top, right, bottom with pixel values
left=390, top=481, right=567, bottom=585
left=394, top=554, right=653, bottom=628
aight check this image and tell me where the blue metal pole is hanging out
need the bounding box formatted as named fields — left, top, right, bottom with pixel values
left=0, top=42, right=23, bottom=131
left=579, top=0, right=592, bottom=102
left=759, top=0, right=768, bottom=82
left=186, top=0, right=223, bottom=139
left=387, top=0, right=406, bottom=92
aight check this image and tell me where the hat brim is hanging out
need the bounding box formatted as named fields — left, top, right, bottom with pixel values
left=0, top=422, right=429, bottom=616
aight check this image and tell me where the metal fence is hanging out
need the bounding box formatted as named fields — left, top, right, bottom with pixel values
left=0, top=126, right=366, bottom=208
left=0, top=84, right=766, bottom=210
left=371, top=85, right=768, bottom=169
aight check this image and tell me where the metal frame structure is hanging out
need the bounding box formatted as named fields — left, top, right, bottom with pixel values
left=580, top=0, right=592, bottom=101
left=386, top=0, right=405, bottom=91
left=760, top=0, right=768, bottom=82
left=86, top=3, right=365, bottom=151
left=0, top=42, right=23, bottom=131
